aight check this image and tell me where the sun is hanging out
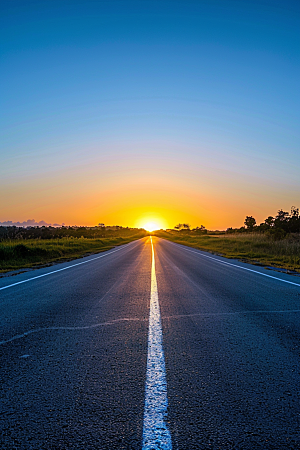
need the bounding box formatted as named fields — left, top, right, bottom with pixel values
left=142, top=221, right=161, bottom=232
left=136, top=215, right=167, bottom=231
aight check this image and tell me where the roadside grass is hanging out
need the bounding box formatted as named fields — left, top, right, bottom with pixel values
left=153, top=231, right=300, bottom=273
left=0, top=231, right=147, bottom=273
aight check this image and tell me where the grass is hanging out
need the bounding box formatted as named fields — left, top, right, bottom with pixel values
left=3, top=229, right=300, bottom=274
left=153, top=231, right=300, bottom=273
left=0, top=231, right=147, bottom=273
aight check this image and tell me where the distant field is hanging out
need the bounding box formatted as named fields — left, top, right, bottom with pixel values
left=154, top=231, right=300, bottom=273
left=0, top=231, right=147, bottom=273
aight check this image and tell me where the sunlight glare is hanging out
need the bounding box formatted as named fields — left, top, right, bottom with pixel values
left=143, top=222, right=160, bottom=232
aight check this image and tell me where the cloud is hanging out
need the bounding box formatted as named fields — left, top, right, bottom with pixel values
left=0, top=219, right=64, bottom=227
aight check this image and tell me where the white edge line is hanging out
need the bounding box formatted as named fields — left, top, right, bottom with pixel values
left=163, top=239, right=300, bottom=288
left=0, top=241, right=138, bottom=291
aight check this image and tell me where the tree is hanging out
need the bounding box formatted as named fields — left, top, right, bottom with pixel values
left=274, top=209, right=289, bottom=232
left=264, top=216, right=274, bottom=227
left=289, top=206, right=300, bottom=233
left=291, top=206, right=299, bottom=218
left=193, top=225, right=207, bottom=233
left=244, top=216, right=256, bottom=231
left=275, top=209, right=289, bottom=222
left=174, top=223, right=190, bottom=231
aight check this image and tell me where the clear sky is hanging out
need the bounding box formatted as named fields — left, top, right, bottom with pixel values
left=1, top=0, right=299, bottom=230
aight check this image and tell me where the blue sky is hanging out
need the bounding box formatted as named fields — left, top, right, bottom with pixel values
left=1, top=0, right=299, bottom=228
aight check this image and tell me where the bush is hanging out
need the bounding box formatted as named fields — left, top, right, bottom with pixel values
left=266, top=228, right=286, bottom=241
left=13, top=244, right=30, bottom=257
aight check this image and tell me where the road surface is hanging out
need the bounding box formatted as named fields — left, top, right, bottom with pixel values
left=1, top=236, right=300, bottom=449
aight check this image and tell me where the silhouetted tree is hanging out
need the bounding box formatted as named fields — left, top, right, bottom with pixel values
left=288, top=206, right=300, bottom=233
left=274, top=209, right=289, bottom=232
left=264, top=216, right=274, bottom=227
left=174, top=223, right=183, bottom=230
left=244, top=216, right=256, bottom=231
left=275, top=209, right=289, bottom=222
left=193, top=225, right=207, bottom=234
left=174, top=223, right=190, bottom=231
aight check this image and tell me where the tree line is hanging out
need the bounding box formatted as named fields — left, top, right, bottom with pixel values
left=173, top=223, right=207, bottom=233
left=227, top=206, right=300, bottom=239
left=0, top=225, right=143, bottom=241
left=172, top=206, right=300, bottom=239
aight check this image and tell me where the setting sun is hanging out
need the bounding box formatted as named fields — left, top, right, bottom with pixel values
left=142, top=222, right=161, bottom=232
left=135, top=216, right=167, bottom=231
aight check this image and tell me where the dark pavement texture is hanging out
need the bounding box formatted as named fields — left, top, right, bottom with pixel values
left=1, top=237, right=300, bottom=449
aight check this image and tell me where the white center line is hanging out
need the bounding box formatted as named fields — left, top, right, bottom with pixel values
left=142, top=237, right=172, bottom=450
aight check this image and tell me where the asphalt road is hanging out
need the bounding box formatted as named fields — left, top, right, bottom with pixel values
left=1, top=237, right=300, bottom=449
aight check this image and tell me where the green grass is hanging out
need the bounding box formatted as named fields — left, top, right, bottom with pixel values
left=153, top=231, right=300, bottom=273
left=0, top=231, right=147, bottom=273
left=3, top=230, right=300, bottom=274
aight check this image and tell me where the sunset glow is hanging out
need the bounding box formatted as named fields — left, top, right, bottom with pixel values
left=142, top=222, right=161, bottom=232
left=135, top=215, right=167, bottom=232
left=1, top=2, right=299, bottom=230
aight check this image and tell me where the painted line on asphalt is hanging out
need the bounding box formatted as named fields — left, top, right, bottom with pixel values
left=171, top=243, right=300, bottom=288
left=142, top=236, right=172, bottom=450
left=0, top=242, right=136, bottom=291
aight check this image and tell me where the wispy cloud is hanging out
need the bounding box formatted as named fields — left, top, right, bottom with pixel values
left=0, top=219, right=64, bottom=227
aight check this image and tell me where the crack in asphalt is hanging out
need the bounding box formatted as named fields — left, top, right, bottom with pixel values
left=2, top=309, right=300, bottom=346
left=0, top=317, right=145, bottom=346
left=161, top=309, right=300, bottom=321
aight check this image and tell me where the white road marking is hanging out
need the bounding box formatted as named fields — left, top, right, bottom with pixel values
left=0, top=242, right=137, bottom=291
left=170, top=242, right=300, bottom=288
left=142, top=237, right=172, bottom=450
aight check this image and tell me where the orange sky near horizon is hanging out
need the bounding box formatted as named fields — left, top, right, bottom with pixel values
left=1, top=3, right=299, bottom=231
left=1, top=141, right=298, bottom=230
